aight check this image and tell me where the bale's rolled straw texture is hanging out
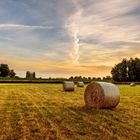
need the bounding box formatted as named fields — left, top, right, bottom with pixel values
left=130, top=82, right=136, bottom=87
left=84, top=82, right=120, bottom=109
left=63, top=81, right=75, bottom=91
left=77, top=81, right=84, bottom=87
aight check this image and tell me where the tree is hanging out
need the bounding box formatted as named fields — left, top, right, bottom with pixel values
left=111, top=59, right=128, bottom=82
left=119, top=59, right=128, bottom=82
left=111, top=58, right=140, bottom=82
left=134, top=58, right=140, bottom=81
left=69, top=76, right=74, bottom=80
left=26, top=71, right=30, bottom=78
left=0, top=64, right=10, bottom=77
left=9, top=69, right=16, bottom=78
left=127, top=58, right=136, bottom=81
left=106, top=76, right=112, bottom=80
left=88, top=77, right=91, bottom=80
left=103, top=76, right=112, bottom=81
left=97, top=77, right=101, bottom=81
left=92, top=77, right=96, bottom=80
left=74, top=76, right=78, bottom=80
left=83, top=77, right=87, bottom=80
left=111, top=65, right=120, bottom=81
left=32, top=72, right=36, bottom=78
left=77, top=76, right=82, bottom=80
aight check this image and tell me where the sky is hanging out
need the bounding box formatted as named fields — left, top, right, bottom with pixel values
left=0, top=0, right=140, bottom=78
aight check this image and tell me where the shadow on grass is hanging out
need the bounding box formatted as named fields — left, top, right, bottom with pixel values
left=68, top=105, right=118, bottom=115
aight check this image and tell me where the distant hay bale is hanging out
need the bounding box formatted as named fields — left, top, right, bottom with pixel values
left=77, top=81, right=84, bottom=87
left=63, top=81, right=75, bottom=91
left=130, top=82, right=136, bottom=87
left=84, top=82, right=120, bottom=109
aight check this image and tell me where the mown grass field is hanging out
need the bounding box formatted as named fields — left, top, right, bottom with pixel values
left=0, top=84, right=139, bottom=140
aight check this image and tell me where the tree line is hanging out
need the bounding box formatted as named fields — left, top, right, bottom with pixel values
left=111, top=58, right=140, bottom=82
left=1, top=57, right=140, bottom=82
left=69, top=76, right=111, bottom=81
left=0, top=64, right=16, bottom=78
left=0, top=64, right=37, bottom=79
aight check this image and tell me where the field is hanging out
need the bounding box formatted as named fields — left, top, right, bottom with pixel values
left=0, top=84, right=139, bottom=140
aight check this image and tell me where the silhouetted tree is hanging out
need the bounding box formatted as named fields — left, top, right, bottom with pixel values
left=135, top=58, right=140, bottom=81
left=88, top=77, right=91, bottom=80
left=9, top=69, right=16, bottom=78
left=26, top=71, right=30, bottom=78
left=83, top=77, right=87, bottom=80
left=127, top=58, right=136, bottom=81
left=111, top=58, right=140, bottom=82
left=119, top=59, right=128, bottom=82
left=97, top=77, right=101, bottom=81
left=92, top=77, right=96, bottom=80
left=0, top=64, right=10, bottom=77
left=106, top=76, right=112, bottom=80
left=77, top=76, right=82, bottom=80
left=33, top=72, right=36, bottom=78
left=74, top=76, right=78, bottom=79
left=69, top=76, right=74, bottom=80
left=111, top=65, right=120, bottom=81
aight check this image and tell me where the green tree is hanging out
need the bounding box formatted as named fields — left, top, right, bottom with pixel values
left=111, top=58, right=140, bottom=82
left=106, top=76, right=112, bottom=80
left=127, top=58, right=136, bottom=81
left=9, top=69, right=16, bottom=78
left=119, top=59, right=128, bottom=82
left=69, top=76, right=74, bottom=80
left=111, top=65, right=120, bottom=81
left=0, top=64, right=10, bottom=77
left=88, top=77, right=91, bottom=80
left=134, top=58, right=140, bottom=81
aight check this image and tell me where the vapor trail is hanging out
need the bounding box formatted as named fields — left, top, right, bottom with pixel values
left=66, top=10, right=82, bottom=64
left=72, top=26, right=80, bottom=64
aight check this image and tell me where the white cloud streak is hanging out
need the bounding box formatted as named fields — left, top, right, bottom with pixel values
left=65, top=0, right=140, bottom=67
left=66, top=10, right=82, bottom=64
left=0, top=0, right=140, bottom=77
left=0, top=24, right=52, bottom=30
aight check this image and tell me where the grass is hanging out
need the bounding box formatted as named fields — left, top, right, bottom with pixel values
left=0, top=84, right=139, bottom=140
left=0, top=77, right=92, bottom=84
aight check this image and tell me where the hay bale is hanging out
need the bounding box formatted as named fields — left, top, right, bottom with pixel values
left=63, top=81, right=75, bottom=91
left=77, top=81, right=84, bottom=87
left=130, top=82, right=136, bottom=87
left=84, top=82, right=120, bottom=109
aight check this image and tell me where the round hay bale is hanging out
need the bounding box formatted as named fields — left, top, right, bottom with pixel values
left=130, top=82, right=136, bottom=87
left=63, top=81, right=75, bottom=91
left=77, top=81, right=84, bottom=87
left=84, top=82, right=120, bottom=109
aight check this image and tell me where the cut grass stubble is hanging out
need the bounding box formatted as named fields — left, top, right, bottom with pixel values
left=0, top=84, right=139, bottom=140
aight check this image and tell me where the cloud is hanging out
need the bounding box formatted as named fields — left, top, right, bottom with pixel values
left=65, top=0, right=140, bottom=65
left=79, top=42, right=140, bottom=67
left=0, top=28, right=71, bottom=63
left=66, top=0, right=140, bottom=43
left=0, top=55, right=112, bottom=78
left=0, top=0, right=140, bottom=77
left=0, top=24, right=52, bottom=30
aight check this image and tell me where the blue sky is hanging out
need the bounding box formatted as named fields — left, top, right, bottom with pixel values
left=0, top=0, right=140, bottom=77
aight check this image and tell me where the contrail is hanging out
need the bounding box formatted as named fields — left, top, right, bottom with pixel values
left=67, top=14, right=81, bottom=64
left=72, top=26, right=80, bottom=64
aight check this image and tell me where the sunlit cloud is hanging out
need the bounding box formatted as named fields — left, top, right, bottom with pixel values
left=0, top=0, right=140, bottom=77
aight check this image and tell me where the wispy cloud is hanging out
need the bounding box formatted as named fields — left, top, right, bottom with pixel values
left=0, top=24, right=52, bottom=30
left=65, top=0, right=140, bottom=66
left=0, top=0, right=140, bottom=77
